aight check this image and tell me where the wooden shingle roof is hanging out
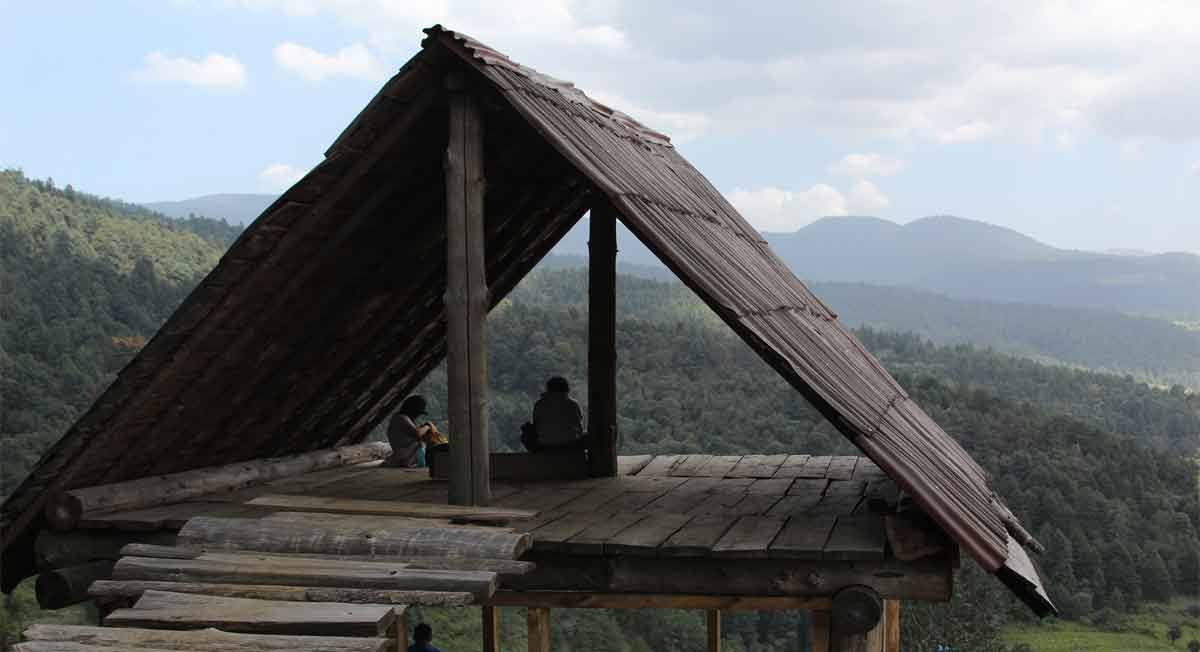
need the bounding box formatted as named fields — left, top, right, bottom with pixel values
left=0, top=25, right=1053, bottom=615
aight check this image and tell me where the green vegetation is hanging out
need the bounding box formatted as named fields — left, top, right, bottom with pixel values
left=1003, top=598, right=1200, bottom=651
left=0, top=580, right=94, bottom=651
left=2, top=176, right=1196, bottom=651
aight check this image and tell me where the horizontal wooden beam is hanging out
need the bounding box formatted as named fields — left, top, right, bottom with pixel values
left=490, top=591, right=832, bottom=612
left=19, top=624, right=391, bottom=652
left=89, top=579, right=475, bottom=606
left=507, top=553, right=954, bottom=602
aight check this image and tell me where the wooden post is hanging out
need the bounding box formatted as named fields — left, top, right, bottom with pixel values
left=705, top=609, right=721, bottom=652
left=830, top=587, right=885, bottom=652
left=395, top=608, right=409, bottom=652
left=587, top=201, right=618, bottom=477
left=811, top=610, right=830, bottom=652
left=883, top=600, right=899, bottom=652
left=483, top=606, right=501, bottom=652
left=444, top=70, right=490, bottom=506
left=527, top=607, right=550, bottom=652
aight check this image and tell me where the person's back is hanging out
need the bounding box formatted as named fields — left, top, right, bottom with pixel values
left=408, top=623, right=442, bottom=652
left=532, top=377, right=584, bottom=447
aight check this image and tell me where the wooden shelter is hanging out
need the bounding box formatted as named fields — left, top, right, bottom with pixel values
left=2, top=25, right=1054, bottom=652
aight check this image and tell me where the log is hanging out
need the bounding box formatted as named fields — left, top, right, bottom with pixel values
left=35, top=560, right=114, bottom=609
left=588, top=199, right=619, bottom=477
left=488, top=591, right=831, bottom=611
left=831, top=586, right=883, bottom=634
left=45, top=443, right=390, bottom=530
left=245, top=495, right=534, bottom=523
left=177, top=513, right=531, bottom=560
left=35, top=530, right=176, bottom=570
left=119, top=544, right=534, bottom=577
left=444, top=69, right=490, bottom=506
left=884, top=600, right=900, bottom=652
left=103, top=590, right=398, bottom=637
left=112, top=555, right=497, bottom=600
left=14, top=642, right=189, bottom=652
left=20, top=624, right=390, bottom=651
left=89, top=580, right=475, bottom=605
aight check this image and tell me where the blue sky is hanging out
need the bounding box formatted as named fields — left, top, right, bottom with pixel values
left=2, top=1, right=1198, bottom=254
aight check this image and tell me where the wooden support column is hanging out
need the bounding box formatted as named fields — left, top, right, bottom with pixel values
left=705, top=609, right=721, bottom=652
left=395, top=608, right=409, bottom=652
left=527, top=607, right=550, bottom=652
left=811, top=611, right=830, bottom=652
left=482, top=606, right=501, bottom=652
left=444, top=70, right=490, bottom=506
left=829, top=587, right=885, bottom=652
left=587, top=200, right=618, bottom=477
left=884, top=600, right=900, bottom=652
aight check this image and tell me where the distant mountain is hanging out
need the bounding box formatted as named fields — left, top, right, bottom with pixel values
left=554, top=215, right=1200, bottom=320
left=145, top=193, right=275, bottom=225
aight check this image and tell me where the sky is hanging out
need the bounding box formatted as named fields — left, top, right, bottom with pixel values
left=2, top=1, right=1199, bottom=254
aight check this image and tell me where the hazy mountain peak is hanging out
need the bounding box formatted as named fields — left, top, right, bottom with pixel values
left=144, top=193, right=276, bottom=225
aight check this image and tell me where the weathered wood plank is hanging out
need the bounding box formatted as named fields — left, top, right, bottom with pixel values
left=725, top=495, right=784, bottom=516
left=659, top=515, right=738, bottom=557
left=711, top=516, right=785, bottom=558
left=786, top=479, right=829, bottom=496
left=727, top=455, right=788, bottom=479
left=640, top=489, right=711, bottom=514
left=602, top=492, right=665, bottom=512
left=103, top=590, right=397, bottom=637
left=617, top=455, right=653, bottom=476
left=88, top=580, right=474, bottom=606
left=668, top=455, right=713, bottom=477
left=118, top=544, right=534, bottom=576
left=529, top=512, right=613, bottom=553
left=824, top=457, right=858, bottom=481
left=696, top=456, right=743, bottom=478
left=112, top=555, right=497, bottom=599
left=768, top=515, right=837, bottom=559
left=560, top=512, right=646, bottom=555
left=489, top=591, right=831, bottom=611
left=796, top=456, right=832, bottom=479
left=606, top=513, right=691, bottom=556
left=79, top=503, right=275, bottom=531
left=772, top=455, right=811, bottom=479
left=823, top=515, right=886, bottom=560
left=745, top=478, right=794, bottom=496
left=636, top=455, right=681, bottom=476
left=810, top=481, right=867, bottom=516
left=767, top=494, right=824, bottom=517
left=178, top=513, right=530, bottom=560
left=245, top=495, right=533, bottom=522
left=20, top=624, right=390, bottom=652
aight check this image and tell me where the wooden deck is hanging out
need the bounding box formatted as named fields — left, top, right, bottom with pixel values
left=78, top=454, right=898, bottom=563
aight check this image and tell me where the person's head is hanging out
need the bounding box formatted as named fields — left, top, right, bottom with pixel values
left=400, top=395, right=428, bottom=418
left=414, top=623, right=433, bottom=643
left=546, top=376, right=569, bottom=394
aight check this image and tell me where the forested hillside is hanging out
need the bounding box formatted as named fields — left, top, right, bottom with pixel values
left=2, top=180, right=1196, bottom=650
left=0, top=170, right=240, bottom=498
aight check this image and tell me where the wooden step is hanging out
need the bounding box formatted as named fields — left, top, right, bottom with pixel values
left=20, top=623, right=391, bottom=651
left=245, top=494, right=535, bottom=523
left=103, top=590, right=399, bottom=637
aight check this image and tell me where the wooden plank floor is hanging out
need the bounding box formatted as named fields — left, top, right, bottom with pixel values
left=82, top=455, right=896, bottom=563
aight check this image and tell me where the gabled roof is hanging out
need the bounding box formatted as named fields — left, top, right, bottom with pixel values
left=0, top=25, right=1053, bottom=615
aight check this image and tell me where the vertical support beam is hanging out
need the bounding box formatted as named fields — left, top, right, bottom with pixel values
left=527, top=607, right=550, bottom=652
left=706, top=609, right=721, bottom=652
left=883, top=600, right=900, bottom=652
left=394, top=609, right=409, bottom=652
left=483, top=605, right=501, bottom=652
left=445, top=70, right=490, bottom=506
left=811, top=611, right=830, bottom=652
left=587, top=200, right=618, bottom=477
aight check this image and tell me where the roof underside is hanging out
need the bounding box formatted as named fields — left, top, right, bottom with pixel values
left=0, top=26, right=1053, bottom=616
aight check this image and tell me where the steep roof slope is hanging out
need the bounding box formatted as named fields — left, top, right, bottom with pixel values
left=0, top=26, right=1052, bottom=615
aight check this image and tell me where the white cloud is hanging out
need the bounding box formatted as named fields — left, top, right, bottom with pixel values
left=829, top=153, right=907, bottom=177
left=573, top=25, right=628, bottom=50
left=134, top=51, right=246, bottom=89
left=273, top=42, right=388, bottom=82
left=937, top=121, right=995, bottom=144
left=728, top=185, right=847, bottom=232
left=1192, top=160, right=1200, bottom=175
left=590, top=92, right=712, bottom=144
left=848, top=179, right=889, bottom=213
left=259, top=163, right=306, bottom=192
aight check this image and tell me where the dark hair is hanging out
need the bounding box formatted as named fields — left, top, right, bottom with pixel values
left=400, top=395, right=428, bottom=417
left=546, top=376, right=569, bottom=393
left=414, top=623, right=433, bottom=642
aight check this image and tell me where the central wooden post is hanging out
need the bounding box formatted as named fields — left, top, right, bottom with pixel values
left=527, top=607, right=550, bottom=652
left=706, top=609, right=721, bottom=652
left=587, top=200, right=618, bottom=477
left=445, top=70, right=490, bottom=506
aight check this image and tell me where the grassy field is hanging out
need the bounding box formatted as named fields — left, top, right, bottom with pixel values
left=1003, top=599, right=1200, bottom=652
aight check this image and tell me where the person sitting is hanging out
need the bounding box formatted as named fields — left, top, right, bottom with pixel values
left=522, top=376, right=586, bottom=452
left=408, top=622, right=442, bottom=652
left=384, top=395, right=436, bottom=468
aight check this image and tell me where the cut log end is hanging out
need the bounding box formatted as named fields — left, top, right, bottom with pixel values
left=831, top=586, right=883, bottom=635
left=35, top=560, right=114, bottom=609
left=44, top=493, right=83, bottom=532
